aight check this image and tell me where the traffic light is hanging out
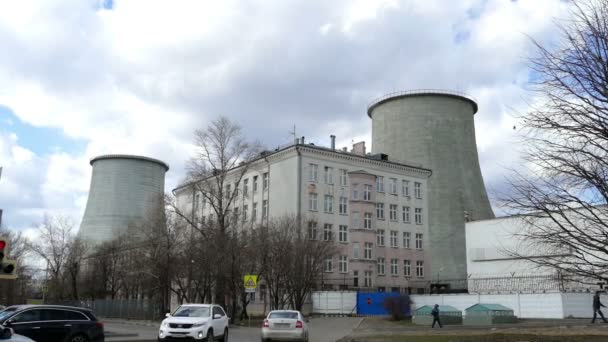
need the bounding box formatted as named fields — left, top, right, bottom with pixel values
left=0, top=237, right=17, bottom=280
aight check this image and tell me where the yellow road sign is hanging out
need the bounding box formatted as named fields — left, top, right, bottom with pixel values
left=244, top=275, right=258, bottom=293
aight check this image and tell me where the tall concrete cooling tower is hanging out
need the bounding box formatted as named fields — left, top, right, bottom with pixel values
left=78, top=155, right=169, bottom=246
left=368, top=90, right=494, bottom=285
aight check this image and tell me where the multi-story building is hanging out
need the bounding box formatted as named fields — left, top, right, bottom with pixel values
left=174, top=138, right=432, bottom=294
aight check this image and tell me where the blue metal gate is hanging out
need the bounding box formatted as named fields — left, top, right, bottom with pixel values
left=357, top=291, right=410, bottom=316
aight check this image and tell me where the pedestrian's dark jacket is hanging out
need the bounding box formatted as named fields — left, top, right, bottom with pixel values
left=431, top=307, right=439, bottom=317
left=594, top=295, right=606, bottom=310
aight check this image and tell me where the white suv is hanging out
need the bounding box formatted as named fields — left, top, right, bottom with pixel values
left=158, top=304, right=229, bottom=341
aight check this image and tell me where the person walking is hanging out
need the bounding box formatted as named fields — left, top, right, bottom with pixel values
left=592, top=291, right=608, bottom=324
left=431, top=304, right=442, bottom=328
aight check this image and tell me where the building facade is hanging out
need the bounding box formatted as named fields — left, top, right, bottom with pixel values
left=175, top=142, right=432, bottom=294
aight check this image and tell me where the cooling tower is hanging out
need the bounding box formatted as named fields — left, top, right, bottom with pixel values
left=368, top=90, right=494, bottom=285
left=78, top=154, right=169, bottom=246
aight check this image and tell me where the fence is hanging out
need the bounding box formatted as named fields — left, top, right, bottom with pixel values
left=51, top=299, right=161, bottom=320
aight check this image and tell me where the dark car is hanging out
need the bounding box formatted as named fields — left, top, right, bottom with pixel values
left=0, top=305, right=104, bottom=342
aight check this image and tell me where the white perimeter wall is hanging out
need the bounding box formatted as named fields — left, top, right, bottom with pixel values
left=311, top=291, right=595, bottom=318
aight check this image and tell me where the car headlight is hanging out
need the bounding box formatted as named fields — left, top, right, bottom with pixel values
left=161, top=321, right=168, bottom=327
left=159, top=329, right=165, bottom=338
left=192, top=322, right=206, bottom=327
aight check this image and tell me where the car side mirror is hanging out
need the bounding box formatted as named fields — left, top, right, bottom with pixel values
left=213, top=314, right=222, bottom=319
left=165, top=313, right=171, bottom=318
left=0, top=327, right=13, bottom=340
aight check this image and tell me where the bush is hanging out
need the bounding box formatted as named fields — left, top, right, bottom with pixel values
left=383, top=295, right=411, bottom=321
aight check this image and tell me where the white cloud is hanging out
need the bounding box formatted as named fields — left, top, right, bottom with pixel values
left=0, top=0, right=574, bottom=228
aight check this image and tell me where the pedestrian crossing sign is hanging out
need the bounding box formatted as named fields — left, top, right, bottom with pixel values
left=244, top=275, right=258, bottom=293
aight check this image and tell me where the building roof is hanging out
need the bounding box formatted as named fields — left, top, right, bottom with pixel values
left=465, top=303, right=513, bottom=312
left=415, top=305, right=460, bottom=313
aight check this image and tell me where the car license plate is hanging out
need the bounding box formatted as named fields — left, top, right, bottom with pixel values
left=274, top=323, right=290, bottom=329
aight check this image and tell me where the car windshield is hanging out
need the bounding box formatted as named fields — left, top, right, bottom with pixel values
left=173, top=306, right=209, bottom=317
left=0, top=308, right=17, bottom=322
left=268, top=312, right=298, bottom=319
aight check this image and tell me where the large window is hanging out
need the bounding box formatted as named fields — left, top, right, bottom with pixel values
left=390, top=230, right=398, bottom=248
left=415, top=233, right=423, bottom=249
left=364, top=271, right=373, bottom=288
left=377, top=258, right=385, bottom=275
left=243, top=205, right=248, bottom=222
left=324, top=195, right=334, bottom=213
left=339, top=169, right=348, bottom=186
left=389, top=204, right=397, bottom=221
left=415, top=208, right=423, bottom=224
left=243, top=178, right=249, bottom=196
left=324, top=166, right=334, bottom=184
left=364, top=242, right=373, bottom=260
left=353, top=212, right=361, bottom=228
left=309, top=193, right=318, bottom=211
left=376, top=176, right=385, bottom=192
left=363, top=185, right=372, bottom=201
left=323, top=224, right=333, bottom=241
left=414, top=182, right=422, bottom=198
left=402, top=180, right=409, bottom=196
left=416, top=261, right=424, bottom=277
left=309, top=164, right=318, bottom=182
left=324, top=258, right=333, bottom=272
left=252, top=202, right=258, bottom=222
left=263, top=172, right=269, bottom=190
left=404, top=260, right=411, bottom=276
left=376, top=203, right=385, bottom=220
left=376, top=229, right=385, bottom=246
left=339, top=196, right=348, bottom=214
left=364, top=213, right=372, bottom=229
left=339, top=255, right=348, bottom=273
left=353, top=243, right=360, bottom=259
left=403, top=232, right=410, bottom=249
left=253, top=175, right=258, bottom=192
left=262, top=200, right=268, bottom=219
left=352, top=184, right=359, bottom=200
left=390, top=178, right=397, bottom=194
left=403, top=206, right=410, bottom=223
left=307, top=221, right=318, bottom=240
left=391, top=259, right=398, bottom=275
left=338, top=225, right=348, bottom=243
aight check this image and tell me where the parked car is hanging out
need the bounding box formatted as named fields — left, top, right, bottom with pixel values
left=0, top=326, right=34, bottom=341
left=0, top=305, right=104, bottom=342
left=158, top=304, right=229, bottom=342
left=261, top=310, right=309, bottom=342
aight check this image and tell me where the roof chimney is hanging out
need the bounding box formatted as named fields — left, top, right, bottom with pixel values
left=330, top=135, right=336, bottom=150
left=351, top=141, right=366, bottom=155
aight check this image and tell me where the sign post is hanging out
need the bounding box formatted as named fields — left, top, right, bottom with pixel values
left=244, top=275, right=258, bottom=327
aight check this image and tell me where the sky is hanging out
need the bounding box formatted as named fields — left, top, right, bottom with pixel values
left=0, top=0, right=571, bottom=235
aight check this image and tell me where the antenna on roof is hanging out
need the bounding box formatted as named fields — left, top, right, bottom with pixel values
left=289, top=124, right=297, bottom=144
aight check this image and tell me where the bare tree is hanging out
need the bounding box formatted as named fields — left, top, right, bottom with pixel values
left=502, top=0, right=608, bottom=285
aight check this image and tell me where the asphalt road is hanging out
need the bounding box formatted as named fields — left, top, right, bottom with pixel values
left=104, top=317, right=361, bottom=342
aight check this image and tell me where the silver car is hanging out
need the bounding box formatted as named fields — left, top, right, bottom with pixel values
left=0, top=326, right=34, bottom=341
left=261, top=310, right=309, bottom=342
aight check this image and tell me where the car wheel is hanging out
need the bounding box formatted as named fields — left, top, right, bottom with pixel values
left=219, top=328, right=228, bottom=342
left=207, top=329, right=214, bottom=342
left=70, top=334, right=89, bottom=342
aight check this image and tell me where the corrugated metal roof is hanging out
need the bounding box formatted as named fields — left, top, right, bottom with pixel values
left=415, top=305, right=460, bottom=313
left=466, top=303, right=512, bottom=311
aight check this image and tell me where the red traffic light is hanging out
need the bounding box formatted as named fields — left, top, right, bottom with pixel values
left=0, top=240, right=5, bottom=249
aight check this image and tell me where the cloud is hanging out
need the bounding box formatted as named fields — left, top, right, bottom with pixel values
left=0, top=0, right=572, bottom=228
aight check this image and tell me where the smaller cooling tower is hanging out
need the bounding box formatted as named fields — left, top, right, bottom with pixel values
left=78, top=155, right=169, bottom=246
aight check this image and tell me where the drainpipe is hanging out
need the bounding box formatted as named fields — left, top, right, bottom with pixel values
left=263, top=154, right=271, bottom=226
left=296, top=146, right=302, bottom=221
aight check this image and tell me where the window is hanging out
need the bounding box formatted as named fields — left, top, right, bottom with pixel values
left=308, top=221, right=318, bottom=240
left=363, top=185, right=372, bottom=201
left=234, top=207, right=239, bottom=220
left=324, top=195, right=334, bottom=213
left=402, top=180, right=410, bottom=196
left=225, top=184, right=231, bottom=199
left=414, top=182, right=422, bottom=198
left=376, top=229, right=385, bottom=246
left=339, top=255, right=348, bottom=273
left=353, top=270, right=359, bottom=287
left=404, top=260, right=411, bottom=276
left=262, top=200, right=268, bottom=219
left=364, top=271, right=373, bottom=287
left=390, top=178, right=397, bottom=194
left=309, top=164, right=318, bottom=182
left=415, top=208, right=422, bottom=224
left=416, top=261, right=424, bottom=277
left=243, top=178, right=249, bottom=196
left=338, top=225, right=348, bottom=243
left=403, top=206, right=411, bottom=223
left=403, top=232, right=411, bottom=249
left=13, top=309, right=41, bottom=323
left=376, top=176, right=384, bottom=192
left=309, top=193, right=318, bottom=211
left=263, top=172, right=269, bottom=190
left=252, top=202, right=258, bottom=222
left=253, top=175, right=258, bottom=192
left=352, top=184, right=359, bottom=200
left=353, top=243, right=360, bottom=259
left=391, top=259, right=398, bottom=275
left=389, top=204, right=397, bottom=221
left=416, top=233, right=423, bottom=249
left=213, top=306, right=226, bottom=317
left=353, top=212, right=361, bottom=228
left=60, top=310, right=88, bottom=321
left=324, top=166, right=333, bottom=184
left=243, top=205, right=248, bottom=222
left=340, top=169, right=348, bottom=186
left=324, top=257, right=333, bottom=272
left=364, top=242, right=373, bottom=260
left=377, top=257, right=385, bottom=275
left=376, top=203, right=385, bottom=220
left=323, top=224, right=333, bottom=241
left=339, top=196, right=348, bottom=214
left=364, top=213, right=372, bottom=229
left=390, top=230, right=398, bottom=248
